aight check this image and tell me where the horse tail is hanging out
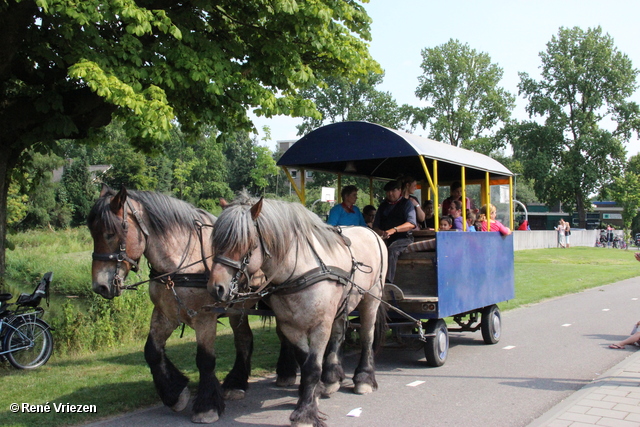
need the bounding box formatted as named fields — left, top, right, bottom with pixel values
left=372, top=302, right=388, bottom=354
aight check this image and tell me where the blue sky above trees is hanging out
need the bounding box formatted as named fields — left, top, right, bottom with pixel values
left=252, top=0, right=640, bottom=156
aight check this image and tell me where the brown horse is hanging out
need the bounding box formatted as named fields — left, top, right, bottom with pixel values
left=207, top=194, right=388, bottom=427
left=88, top=186, right=297, bottom=423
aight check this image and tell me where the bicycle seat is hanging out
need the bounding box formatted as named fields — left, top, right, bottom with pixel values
left=0, top=293, right=12, bottom=302
left=16, top=272, right=52, bottom=308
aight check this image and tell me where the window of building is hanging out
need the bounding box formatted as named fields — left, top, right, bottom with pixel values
left=306, top=171, right=313, bottom=178
left=290, top=170, right=297, bottom=178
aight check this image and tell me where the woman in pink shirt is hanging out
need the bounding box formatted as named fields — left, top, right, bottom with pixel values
left=478, top=204, right=511, bottom=236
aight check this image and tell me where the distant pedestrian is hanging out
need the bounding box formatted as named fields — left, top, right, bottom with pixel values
left=607, top=225, right=614, bottom=248
left=555, top=219, right=566, bottom=248
left=564, top=221, right=571, bottom=248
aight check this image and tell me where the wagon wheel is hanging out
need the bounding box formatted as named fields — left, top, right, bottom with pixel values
left=424, top=319, right=448, bottom=367
left=481, top=305, right=501, bottom=344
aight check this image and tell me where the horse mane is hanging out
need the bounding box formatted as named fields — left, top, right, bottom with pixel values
left=213, top=192, right=343, bottom=264
left=87, top=188, right=216, bottom=244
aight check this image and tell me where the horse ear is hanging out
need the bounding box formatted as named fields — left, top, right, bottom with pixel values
left=219, top=198, right=228, bottom=209
left=99, top=184, right=112, bottom=197
left=110, top=186, right=127, bottom=214
left=250, top=197, right=264, bottom=221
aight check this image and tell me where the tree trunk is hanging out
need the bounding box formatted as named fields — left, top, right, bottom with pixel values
left=0, top=154, right=9, bottom=289
left=0, top=145, right=21, bottom=291
left=576, top=191, right=587, bottom=228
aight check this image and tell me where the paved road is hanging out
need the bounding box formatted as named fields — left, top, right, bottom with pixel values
left=87, top=277, right=640, bottom=427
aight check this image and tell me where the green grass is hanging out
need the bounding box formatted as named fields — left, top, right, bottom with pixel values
left=1, top=228, right=640, bottom=427
left=5, top=228, right=95, bottom=297
left=501, top=246, right=640, bottom=311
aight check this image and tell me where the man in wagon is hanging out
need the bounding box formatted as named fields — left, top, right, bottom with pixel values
left=373, top=179, right=417, bottom=284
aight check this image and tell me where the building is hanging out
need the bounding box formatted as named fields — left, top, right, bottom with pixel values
left=277, top=140, right=313, bottom=188
left=52, top=162, right=111, bottom=183
left=524, top=201, right=625, bottom=230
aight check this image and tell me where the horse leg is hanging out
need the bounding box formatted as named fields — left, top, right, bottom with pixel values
left=191, top=315, right=225, bottom=424
left=352, top=296, right=382, bottom=395
left=276, top=321, right=298, bottom=387
left=287, top=326, right=329, bottom=427
left=320, top=317, right=346, bottom=396
left=222, top=313, right=252, bottom=400
left=144, top=308, right=190, bottom=412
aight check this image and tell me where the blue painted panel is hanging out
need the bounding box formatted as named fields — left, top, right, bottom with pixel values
left=435, top=232, right=515, bottom=318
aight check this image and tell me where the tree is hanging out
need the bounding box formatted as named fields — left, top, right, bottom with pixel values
left=608, top=171, right=640, bottom=234
left=0, top=1, right=379, bottom=276
left=296, top=72, right=408, bottom=135
left=61, top=157, right=96, bottom=226
left=411, top=39, right=515, bottom=151
left=14, top=152, right=71, bottom=230
left=513, top=26, right=640, bottom=227
left=224, top=132, right=279, bottom=195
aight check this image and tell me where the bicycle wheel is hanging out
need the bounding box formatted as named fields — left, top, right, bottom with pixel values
left=4, top=318, right=53, bottom=369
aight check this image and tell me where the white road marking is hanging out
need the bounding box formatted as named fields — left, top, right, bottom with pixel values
left=562, top=323, right=571, bottom=327
left=406, top=380, right=425, bottom=387
left=347, top=407, right=362, bottom=417
left=503, top=345, right=516, bottom=350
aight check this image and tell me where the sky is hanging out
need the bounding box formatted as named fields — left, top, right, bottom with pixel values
left=250, top=0, right=640, bottom=157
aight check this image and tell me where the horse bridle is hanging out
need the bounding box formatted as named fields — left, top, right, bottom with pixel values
left=212, top=220, right=273, bottom=299
left=92, top=199, right=150, bottom=290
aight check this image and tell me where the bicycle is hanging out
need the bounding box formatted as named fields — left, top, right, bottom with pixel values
left=0, top=272, right=54, bottom=369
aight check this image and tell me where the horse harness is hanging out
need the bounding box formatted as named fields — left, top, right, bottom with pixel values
left=92, top=199, right=150, bottom=290
left=213, top=224, right=370, bottom=322
left=91, top=198, right=214, bottom=317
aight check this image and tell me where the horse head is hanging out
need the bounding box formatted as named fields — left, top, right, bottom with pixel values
left=208, top=197, right=265, bottom=302
left=88, top=185, right=148, bottom=299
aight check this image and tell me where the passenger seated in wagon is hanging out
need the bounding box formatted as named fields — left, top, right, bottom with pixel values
left=420, top=199, right=435, bottom=230
left=327, top=184, right=367, bottom=226
left=372, top=179, right=417, bottom=283
left=447, top=199, right=464, bottom=231
left=478, top=204, right=512, bottom=235
left=405, top=216, right=453, bottom=253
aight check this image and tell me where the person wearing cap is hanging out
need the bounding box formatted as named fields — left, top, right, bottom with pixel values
left=373, top=179, right=417, bottom=283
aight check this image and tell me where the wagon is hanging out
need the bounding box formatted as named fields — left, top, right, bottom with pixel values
left=277, top=121, right=515, bottom=366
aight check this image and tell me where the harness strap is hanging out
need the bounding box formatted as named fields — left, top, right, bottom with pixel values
left=273, top=266, right=352, bottom=295
left=126, top=200, right=150, bottom=237
left=92, top=251, right=141, bottom=272
left=149, top=269, right=209, bottom=288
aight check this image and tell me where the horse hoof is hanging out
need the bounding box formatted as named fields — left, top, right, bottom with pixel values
left=191, top=409, right=219, bottom=424
left=276, top=376, right=296, bottom=387
left=322, top=381, right=340, bottom=396
left=171, top=387, right=190, bottom=412
left=354, top=383, right=373, bottom=395
left=223, top=388, right=246, bottom=401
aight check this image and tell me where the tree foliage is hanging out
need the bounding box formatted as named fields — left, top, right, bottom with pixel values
left=0, top=0, right=379, bottom=275
left=61, top=157, right=96, bottom=226
left=511, top=26, right=640, bottom=226
left=296, top=72, right=408, bottom=135
left=411, top=39, right=515, bottom=151
left=608, top=171, right=640, bottom=232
